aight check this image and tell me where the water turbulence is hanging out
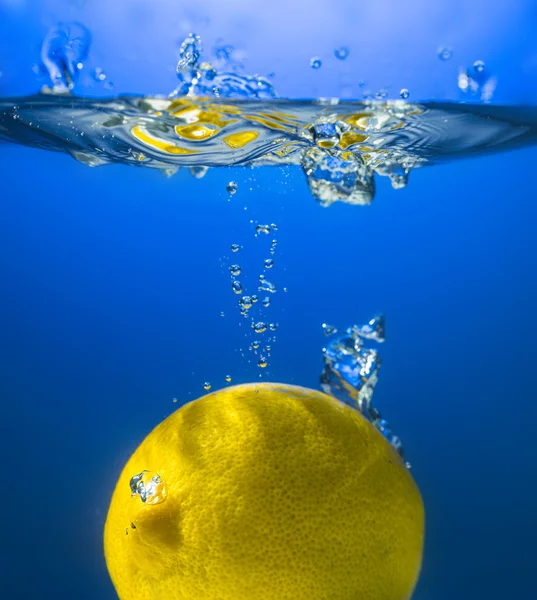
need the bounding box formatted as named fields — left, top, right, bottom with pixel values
left=2, top=33, right=537, bottom=206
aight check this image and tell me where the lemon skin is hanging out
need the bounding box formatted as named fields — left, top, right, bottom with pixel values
left=104, top=383, right=424, bottom=600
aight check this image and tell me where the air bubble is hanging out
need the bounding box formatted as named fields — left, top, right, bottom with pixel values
left=251, top=294, right=259, bottom=303
left=253, top=322, right=267, bottom=334
left=258, top=357, right=268, bottom=368
left=270, top=223, right=278, bottom=231
left=400, top=88, right=409, bottom=99
left=203, top=382, right=211, bottom=390
left=130, top=471, right=167, bottom=505
left=225, top=375, right=232, bottom=382
left=259, top=279, right=277, bottom=294
left=322, top=323, right=338, bottom=336
left=252, top=340, right=260, bottom=349
left=269, top=323, right=278, bottom=331
left=230, top=243, right=240, bottom=252
left=262, top=297, right=271, bottom=307
left=230, top=264, right=241, bottom=276
left=310, top=57, right=322, bottom=69
left=232, top=281, right=243, bottom=294
left=264, top=258, right=274, bottom=268
left=227, top=181, right=238, bottom=194
left=256, top=224, right=270, bottom=234
left=473, top=60, right=485, bottom=73
left=93, top=67, right=106, bottom=81
left=334, top=47, right=349, bottom=60
left=239, top=296, right=253, bottom=310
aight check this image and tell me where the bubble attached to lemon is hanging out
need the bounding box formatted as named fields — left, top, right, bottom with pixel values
left=104, top=383, right=424, bottom=599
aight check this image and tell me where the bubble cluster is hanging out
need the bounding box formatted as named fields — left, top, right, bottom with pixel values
left=130, top=470, right=167, bottom=505
left=255, top=224, right=270, bottom=235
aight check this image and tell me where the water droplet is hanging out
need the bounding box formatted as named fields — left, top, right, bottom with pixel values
left=203, top=382, right=212, bottom=391
left=264, top=258, right=274, bottom=269
left=230, top=264, right=241, bottom=276
left=226, top=181, right=238, bottom=194
left=232, top=281, right=242, bottom=294
left=258, top=357, right=268, bottom=368
left=253, top=322, right=267, bottom=334
left=130, top=470, right=167, bottom=505
left=269, top=323, right=278, bottom=331
left=230, top=243, right=240, bottom=252
left=239, top=295, right=253, bottom=310
left=93, top=66, right=106, bottom=81
left=255, top=224, right=270, bottom=234
left=473, top=60, right=485, bottom=73
left=262, top=297, right=271, bottom=307
left=399, top=88, right=409, bottom=99
left=40, top=22, right=92, bottom=92
left=322, top=323, right=338, bottom=336
left=259, top=280, right=277, bottom=294
left=437, top=46, right=453, bottom=61
left=252, top=340, right=260, bottom=349
left=334, top=47, right=349, bottom=60
left=251, top=294, right=259, bottom=303
left=225, top=375, right=232, bottom=382
left=310, top=57, right=322, bottom=69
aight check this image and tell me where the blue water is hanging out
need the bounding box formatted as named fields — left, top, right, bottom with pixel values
left=2, top=2, right=537, bottom=600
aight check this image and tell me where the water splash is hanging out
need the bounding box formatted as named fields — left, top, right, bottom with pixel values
left=320, top=315, right=408, bottom=464
left=40, top=22, right=92, bottom=93
left=172, top=33, right=277, bottom=100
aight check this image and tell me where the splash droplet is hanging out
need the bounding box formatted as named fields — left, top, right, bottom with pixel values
left=310, top=57, right=322, bottom=69
left=437, top=46, right=453, bottom=61
left=264, top=258, right=274, bottom=269
left=232, top=281, right=242, bottom=294
left=334, top=47, right=349, bottom=60
left=130, top=470, right=167, bottom=505
left=226, top=181, right=238, bottom=194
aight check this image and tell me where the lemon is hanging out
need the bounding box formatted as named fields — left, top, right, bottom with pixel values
left=104, top=383, right=424, bottom=600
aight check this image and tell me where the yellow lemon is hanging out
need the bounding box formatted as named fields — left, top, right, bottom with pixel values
left=104, top=383, right=424, bottom=600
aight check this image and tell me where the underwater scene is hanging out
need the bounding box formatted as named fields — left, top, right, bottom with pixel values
left=1, top=1, right=536, bottom=599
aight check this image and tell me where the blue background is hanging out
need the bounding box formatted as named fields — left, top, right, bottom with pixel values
left=1, top=1, right=537, bottom=599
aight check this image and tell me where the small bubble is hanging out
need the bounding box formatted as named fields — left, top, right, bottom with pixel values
left=258, top=357, right=268, bottom=368
left=259, top=274, right=266, bottom=281
left=264, top=258, right=274, bottom=269
left=375, top=89, right=388, bottom=99
left=473, top=60, right=485, bottom=73
left=239, top=295, right=253, bottom=310
left=226, top=181, right=238, bottom=194
left=400, top=88, right=410, bottom=99
left=225, top=375, right=232, bottom=382
left=265, top=345, right=272, bottom=352
left=437, top=46, right=453, bottom=61
left=220, top=311, right=225, bottom=317
left=269, top=323, right=278, bottom=331
left=252, top=340, right=260, bottom=349
left=230, top=264, right=241, bottom=276
left=334, top=47, right=349, bottom=60
left=322, top=323, right=338, bottom=336
left=270, top=223, right=278, bottom=231
left=130, top=471, right=167, bottom=505
left=256, top=224, right=270, bottom=235
left=251, top=294, right=259, bottom=303
left=93, top=67, right=106, bottom=81
left=262, top=297, right=271, bottom=307
left=232, top=281, right=242, bottom=294
left=253, top=322, right=267, bottom=334
left=310, top=57, right=322, bottom=69
left=173, top=397, right=178, bottom=403
left=230, top=243, right=240, bottom=253
left=203, top=382, right=212, bottom=391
